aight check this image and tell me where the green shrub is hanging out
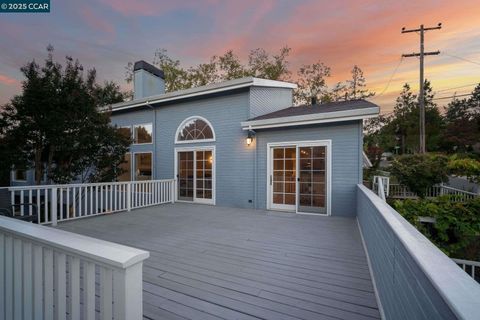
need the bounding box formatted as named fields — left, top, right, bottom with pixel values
left=390, top=154, right=449, bottom=198
left=448, top=157, right=480, bottom=183
left=393, top=196, right=480, bottom=260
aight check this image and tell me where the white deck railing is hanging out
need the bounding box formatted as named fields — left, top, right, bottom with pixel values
left=453, top=258, right=480, bottom=283
left=8, top=179, right=175, bottom=225
left=0, top=215, right=149, bottom=320
left=388, top=183, right=478, bottom=202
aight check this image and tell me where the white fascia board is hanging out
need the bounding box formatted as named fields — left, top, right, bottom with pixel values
left=109, top=77, right=297, bottom=112
left=241, top=106, right=379, bottom=130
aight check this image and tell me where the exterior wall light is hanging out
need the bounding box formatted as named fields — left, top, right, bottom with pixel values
left=246, top=130, right=255, bottom=146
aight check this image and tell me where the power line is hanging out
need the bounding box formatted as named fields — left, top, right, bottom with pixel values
left=432, top=93, right=472, bottom=101
left=376, top=57, right=404, bottom=97
left=401, top=22, right=442, bottom=154
left=443, top=52, right=480, bottom=67
left=435, top=83, right=479, bottom=93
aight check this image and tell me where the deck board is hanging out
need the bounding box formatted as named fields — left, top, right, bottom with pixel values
left=57, top=203, right=380, bottom=320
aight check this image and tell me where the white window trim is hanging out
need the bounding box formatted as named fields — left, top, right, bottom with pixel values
left=175, top=116, right=216, bottom=144
left=174, top=145, right=216, bottom=205
left=11, top=169, right=27, bottom=182
left=266, top=140, right=332, bottom=216
left=132, top=123, right=153, bottom=145
left=132, top=151, right=154, bottom=181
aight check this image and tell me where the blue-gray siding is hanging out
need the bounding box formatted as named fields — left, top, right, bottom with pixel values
left=255, top=121, right=363, bottom=217
left=249, top=87, right=293, bottom=118
left=111, top=91, right=257, bottom=209
left=357, top=184, right=480, bottom=319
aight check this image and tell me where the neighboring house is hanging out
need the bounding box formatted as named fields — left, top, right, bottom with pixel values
left=107, top=61, right=379, bottom=217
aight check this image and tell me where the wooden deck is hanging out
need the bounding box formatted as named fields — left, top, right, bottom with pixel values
left=56, top=203, right=380, bottom=320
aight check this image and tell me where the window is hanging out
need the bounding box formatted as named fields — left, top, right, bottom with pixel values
left=13, top=169, right=26, bottom=181
left=133, top=124, right=153, bottom=144
left=134, top=153, right=152, bottom=180
left=117, top=153, right=132, bottom=181
left=118, top=126, right=132, bottom=140
left=176, top=117, right=215, bottom=143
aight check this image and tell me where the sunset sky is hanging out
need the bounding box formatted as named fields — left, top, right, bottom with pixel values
left=1, top=0, right=480, bottom=113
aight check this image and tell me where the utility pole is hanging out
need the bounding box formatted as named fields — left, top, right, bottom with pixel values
left=401, top=23, right=442, bottom=153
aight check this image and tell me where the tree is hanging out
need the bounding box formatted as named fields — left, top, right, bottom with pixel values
left=247, top=46, right=291, bottom=80
left=294, top=62, right=331, bottom=105
left=366, top=81, right=443, bottom=154
left=0, top=46, right=131, bottom=185
left=390, top=154, right=449, bottom=198
left=125, top=46, right=292, bottom=93
left=441, top=84, right=480, bottom=152
left=346, top=65, right=375, bottom=100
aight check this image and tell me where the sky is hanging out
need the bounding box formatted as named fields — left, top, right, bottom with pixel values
left=1, top=0, right=480, bottom=114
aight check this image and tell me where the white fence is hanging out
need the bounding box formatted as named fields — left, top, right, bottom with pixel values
left=0, top=215, right=149, bottom=320
left=7, top=179, right=175, bottom=225
left=453, top=258, right=480, bottom=283
left=389, top=183, right=478, bottom=202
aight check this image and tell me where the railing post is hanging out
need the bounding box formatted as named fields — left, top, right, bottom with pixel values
left=113, top=262, right=144, bottom=320
left=51, top=187, right=57, bottom=226
left=127, top=183, right=131, bottom=212
left=171, top=180, right=175, bottom=203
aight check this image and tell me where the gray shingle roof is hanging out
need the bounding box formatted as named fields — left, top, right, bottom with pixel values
left=249, top=99, right=378, bottom=121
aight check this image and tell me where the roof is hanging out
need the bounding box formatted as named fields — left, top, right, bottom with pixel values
left=109, top=77, right=297, bottom=113
left=241, top=100, right=380, bottom=130
left=134, top=60, right=165, bottom=79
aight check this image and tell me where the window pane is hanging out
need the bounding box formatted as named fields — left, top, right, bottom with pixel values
left=15, top=170, right=26, bottom=181
left=117, top=154, right=131, bottom=181
left=134, top=124, right=152, bottom=144
left=118, top=127, right=131, bottom=140
left=177, top=118, right=214, bottom=142
left=134, top=153, right=152, bottom=180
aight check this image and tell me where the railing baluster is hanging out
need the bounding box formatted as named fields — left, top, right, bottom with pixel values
left=90, top=185, right=93, bottom=215
left=13, top=238, right=22, bottom=317
left=84, top=261, right=95, bottom=320
left=55, top=252, right=67, bottom=319
left=29, top=190, right=33, bottom=216
left=100, top=267, right=113, bottom=319
left=70, top=256, right=80, bottom=320
left=20, top=190, right=24, bottom=216
left=44, top=248, right=54, bottom=319
left=33, top=244, right=43, bottom=319
left=59, top=187, right=63, bottom=220
left=5, top=235, right=13, bottom=319
left=23, top=241, right=33, bottom=319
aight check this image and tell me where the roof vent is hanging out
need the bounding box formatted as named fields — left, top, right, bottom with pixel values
left=133, top=60, right=165, bottom=100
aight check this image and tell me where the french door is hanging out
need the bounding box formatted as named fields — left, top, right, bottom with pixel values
left=269, top=142, right=330, bottom=215
left=176, top=148, right=214, bottom=204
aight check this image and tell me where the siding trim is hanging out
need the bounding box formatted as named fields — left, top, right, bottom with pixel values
left=241, top=107, right=378, bottom=130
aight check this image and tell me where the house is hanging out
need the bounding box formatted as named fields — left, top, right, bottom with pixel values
left=107, top=60, right=378, bottom=216
left=4, top=60, right=480, bottom=320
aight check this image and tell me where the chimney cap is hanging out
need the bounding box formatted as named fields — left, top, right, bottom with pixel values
left=134, top=60, right=164, bottom=79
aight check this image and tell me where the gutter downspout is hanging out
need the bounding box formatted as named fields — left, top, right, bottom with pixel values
left=146, top=102, right=157, bottom=179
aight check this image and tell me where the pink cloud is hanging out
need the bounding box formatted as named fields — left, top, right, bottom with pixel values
left=0, top=74, right=19, bottom=86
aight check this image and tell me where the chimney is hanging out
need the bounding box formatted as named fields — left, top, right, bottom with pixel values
left=133, top=60, right=165, bottom=100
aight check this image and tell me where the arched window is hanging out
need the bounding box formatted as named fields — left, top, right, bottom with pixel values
left=176, top=116, right=215, bottom=143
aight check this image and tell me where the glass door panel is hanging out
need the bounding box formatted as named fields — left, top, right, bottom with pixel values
left=298, top=146, right=326, bottom=214
left=178, top=151, right=194, bottom=201
left=271, top=147, right=296, bottom=210
left=195, top=150, right=213, bottom=201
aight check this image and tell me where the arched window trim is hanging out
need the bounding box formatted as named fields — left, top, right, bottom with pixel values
left=175, top=116, right=216, bottom=144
